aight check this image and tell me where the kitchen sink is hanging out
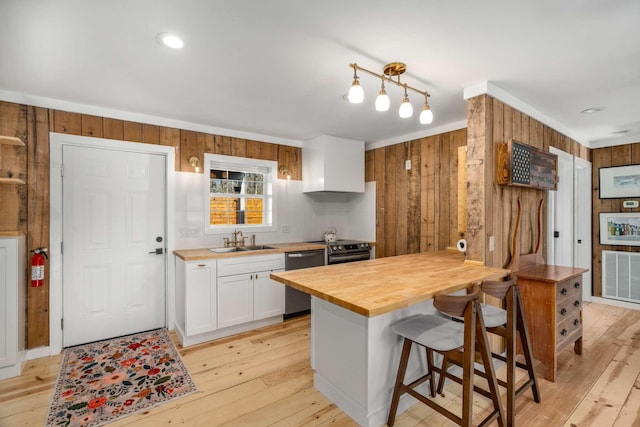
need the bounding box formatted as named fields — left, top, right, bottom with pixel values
left=239, top=245, right=277, bottom=251
left=210, top=247, right=244, bottom=253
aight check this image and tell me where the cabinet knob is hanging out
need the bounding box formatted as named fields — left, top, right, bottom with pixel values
left=561, top=288, right=568, bottom=295
left=574, top=300, right=580, bottom=307
left=574, top=282, right=581, bottom=289
left=573, top=319, right=580, bottom=326
left=561, top=329, right=567, bottom=336
left=560, top=308, right=567, bottom=316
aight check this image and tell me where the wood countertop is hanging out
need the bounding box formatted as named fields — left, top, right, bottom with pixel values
left=173, top=242, right=327, bottom=261
left=514, top=264, right=588, bottom=283
left=270, top=249, right=509, bottom=317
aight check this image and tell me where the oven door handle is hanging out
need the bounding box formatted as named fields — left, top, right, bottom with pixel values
left=329, top=252, right=370, bottom=263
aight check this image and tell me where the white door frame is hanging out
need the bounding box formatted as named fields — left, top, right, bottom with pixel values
left=48, top=132, right=175, bottom=356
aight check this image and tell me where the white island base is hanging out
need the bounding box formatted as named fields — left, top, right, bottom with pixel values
left=311, top=296, right=439, bottom=427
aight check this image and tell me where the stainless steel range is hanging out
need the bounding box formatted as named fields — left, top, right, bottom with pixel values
left=308, top=239, right=372, bottom=265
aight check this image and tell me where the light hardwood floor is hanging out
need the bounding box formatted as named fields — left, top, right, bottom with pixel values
left=1, top=302, right=639, bottom=426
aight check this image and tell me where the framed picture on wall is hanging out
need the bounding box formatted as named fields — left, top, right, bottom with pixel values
left=599, top=165, right=640, bottom=198
left=599, top=212, right=640, bottom=246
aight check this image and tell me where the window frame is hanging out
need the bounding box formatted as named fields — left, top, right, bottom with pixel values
left=203, top=153, right=278, bottom=234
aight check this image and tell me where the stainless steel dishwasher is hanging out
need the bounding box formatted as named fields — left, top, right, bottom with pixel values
left=284, top=249, right=325, bottom=319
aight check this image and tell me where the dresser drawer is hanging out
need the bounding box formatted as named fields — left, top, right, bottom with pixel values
left=556, top=297, right=582, bottom=324
left=556, top=314, right=582, bottom=345
left=555, top=277, right=583, bottom=303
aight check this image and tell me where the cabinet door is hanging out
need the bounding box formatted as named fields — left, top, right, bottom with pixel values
left=254, top=269, right=285, bottom=320
left=185, top=261, right=217, bottom=336
left=218, top=273, right=253, bottom=328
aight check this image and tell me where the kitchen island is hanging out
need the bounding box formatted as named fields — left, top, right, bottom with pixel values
left=270, top=250, right=509, bottom=427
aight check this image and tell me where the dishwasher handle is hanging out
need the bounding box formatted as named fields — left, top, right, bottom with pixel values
left=287, top=252, right=323, bottom=258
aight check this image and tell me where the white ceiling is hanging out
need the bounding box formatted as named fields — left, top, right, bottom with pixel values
left=1, top=0, right=639, bottom=149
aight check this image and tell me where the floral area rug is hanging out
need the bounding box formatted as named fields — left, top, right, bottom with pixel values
left=45, top=329, right=198, bottom=427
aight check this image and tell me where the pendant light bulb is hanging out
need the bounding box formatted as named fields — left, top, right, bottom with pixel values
left=375, top=80, right=390, bottom=111
left=419, top=98, right=433, bottom=124
left=399, top=85, right=413, bottom=118
left=348, top=79, right=364, bottom=104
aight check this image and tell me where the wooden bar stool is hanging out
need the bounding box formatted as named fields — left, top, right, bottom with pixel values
left=387, top=285, right=505, bottom=427
left=437, top=278, right=540, bottom=426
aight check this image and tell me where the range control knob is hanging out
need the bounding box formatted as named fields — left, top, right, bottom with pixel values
left=338, top=245, right=343, bottom=250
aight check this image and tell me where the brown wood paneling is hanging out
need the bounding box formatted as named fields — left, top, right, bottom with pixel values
left=420, top=135, right=436, bottom=252
left=53, top=110, right=81, bottom=135
left=159, top=127, right=180, bottom=171
left=407, top=140, right=421, bottom=254
left=466, top=95, right=489, bottom=263
left=394, top=143, right=408, bottom=255
left=180, top=130, right=207, bottom=173
left=231, top=138, right=247, bottom=158
left=214, top=135, right=232, bottom=155
left=383, top=144, right=399, bottom=257
left=142, top=124, right=160, bottom=145
left=374, top=148, right=386, bottom=258
left=364, top=150, right=375, bottom=182
left=0, top=102, right=28, bottom=232
left=246, top=140, right=278, bottom=161
left=123, top=121, right=143, bottom=142
left=437, top=133, right=450, bottom=249
left=277, top=145, right=301, bottom=180
left=26, top=106, right=50, bottom=348
left=103, top=117, right=124, bottom=140
left=81, top=114, right=103, bottom=137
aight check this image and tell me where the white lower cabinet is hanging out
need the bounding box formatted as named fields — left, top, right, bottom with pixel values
left=254, top=269, right=285, bottom=320
left=217, top=253, right=285, bottom=328
left=175, top=252, right=285, bottom=347
left=0, top=234, right=26, bottom=380
left=217, top=273, right=253, bottom=328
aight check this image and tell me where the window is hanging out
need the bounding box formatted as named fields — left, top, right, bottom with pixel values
left=204, top=154, right=277, bottom=234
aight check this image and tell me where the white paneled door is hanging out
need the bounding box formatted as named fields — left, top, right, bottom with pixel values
left=62, top=145, right=166, bottom=347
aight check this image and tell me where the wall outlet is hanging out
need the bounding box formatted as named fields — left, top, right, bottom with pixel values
left=282, top=224, right=289, bottom=233
left=489, top=236, right=495, bottom=252
left=405, top=159, right=411, bottom=170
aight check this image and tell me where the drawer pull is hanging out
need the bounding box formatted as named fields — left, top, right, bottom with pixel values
left=560, top=308, right=567, bottom=316
left=574, top=300, right=580, bottom=308
left=561, top=329, right=568, bottom=336
left=573, top=319, right=580, bottom=326
left=560, top=288, right=568, bottom=295
left=198, top=264, right=206, bottom=267
left=574, top=282, right=581, bottom=289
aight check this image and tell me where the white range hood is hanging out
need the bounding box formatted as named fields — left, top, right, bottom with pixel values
left=302, top=135, right=365, bottom=193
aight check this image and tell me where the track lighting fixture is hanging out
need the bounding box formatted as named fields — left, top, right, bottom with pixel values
left=347, top=62, right=433, bottom=124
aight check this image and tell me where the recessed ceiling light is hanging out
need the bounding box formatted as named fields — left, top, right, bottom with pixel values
left=157, top=32, right=184, bottom=49
left=610, top=130, right=629, bottom=136
left=580, top=107, right=604, bottom=114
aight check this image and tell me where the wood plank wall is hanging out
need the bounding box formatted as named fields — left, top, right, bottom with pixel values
left=0, top=100, right=302, bottom=349
left=591, top=142, right=640, bottom=297
left=364, top=129, right=467, bottom=258
left=466, top=94, right=590, bottom=268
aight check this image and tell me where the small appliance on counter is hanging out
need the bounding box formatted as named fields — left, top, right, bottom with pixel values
left=322, top=227, right=337, bottom=242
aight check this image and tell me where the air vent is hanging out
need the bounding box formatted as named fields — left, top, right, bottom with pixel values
left=602, top=250, right=640, bottom=303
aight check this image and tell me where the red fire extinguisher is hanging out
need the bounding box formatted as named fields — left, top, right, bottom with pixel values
left=31, top=248, right=48, bottom=288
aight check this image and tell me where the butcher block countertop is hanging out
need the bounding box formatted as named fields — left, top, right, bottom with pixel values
left=514, top=264, right=588, bottom=283
left=270, top=249, right=509, bottom=317
left=173, top=242, right=326, bottom=261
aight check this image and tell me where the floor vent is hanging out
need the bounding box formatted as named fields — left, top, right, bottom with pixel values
left=602, top=250, right=640, bottom=303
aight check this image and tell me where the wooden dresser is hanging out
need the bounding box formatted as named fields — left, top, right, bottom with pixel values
left=515, top=263, right=588, bottom=382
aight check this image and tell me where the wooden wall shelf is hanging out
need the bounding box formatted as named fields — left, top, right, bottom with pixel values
left=497, top=139, right=558, bottom=190
left=0, top=136, right=25, bottom=147
left=0, top=135, right=26, bottom=184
